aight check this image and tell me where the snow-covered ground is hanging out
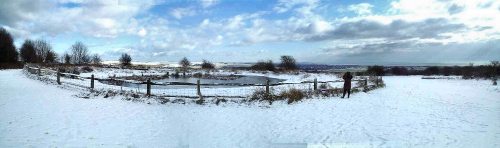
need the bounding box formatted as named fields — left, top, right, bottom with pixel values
left=1, top=69, right=499, bottom=147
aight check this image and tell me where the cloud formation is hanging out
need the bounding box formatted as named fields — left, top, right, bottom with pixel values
left=0, top=0, right=499, bottom=64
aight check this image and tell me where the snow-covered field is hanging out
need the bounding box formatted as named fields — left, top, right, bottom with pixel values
left=1, top=69, right=499, bottom=147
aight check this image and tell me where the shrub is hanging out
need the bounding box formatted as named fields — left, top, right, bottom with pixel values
left=193, top=72, right=203, bottom=78
left=279, top=88, right=307, bottom=104
left=356, top=79, right=369, bottom=92
left=319, top=83, right=329, bottom=89
left=215, top=98, right=227, bottom=105
left=201, top=59, right=215, bottom=70
left=250, top=87, right=274, bottom=102
left=195, top=98, right=204, bottom=105
left=251, top=60, right=275, bottom=71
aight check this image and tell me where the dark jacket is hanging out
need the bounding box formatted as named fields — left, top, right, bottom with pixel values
left=343, top=72, right=353, bottom=89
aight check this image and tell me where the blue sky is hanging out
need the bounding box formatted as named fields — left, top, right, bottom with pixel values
left=1, top=0, right=499, bottom=64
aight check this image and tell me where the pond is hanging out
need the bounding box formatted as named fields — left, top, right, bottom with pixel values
left=99, top=75, right=285, bottom=89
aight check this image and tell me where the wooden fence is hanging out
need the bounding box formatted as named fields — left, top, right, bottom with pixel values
left=23, top=65, right=380, bottom=99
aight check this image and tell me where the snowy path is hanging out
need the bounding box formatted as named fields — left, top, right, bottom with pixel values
left=1, top=69, right=499, bottom=147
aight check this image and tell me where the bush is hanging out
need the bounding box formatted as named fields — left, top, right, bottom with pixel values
left=356, top=79, right=369, bottom=92
left=201, top=60, right=215, bottom=70
left=279, top=88, right=307, bottom=104
left=193, top=72, right=203, bottom=78
left=251, top=60, right=275, bottom=71
left=250, top=87, right=274, bottom=102
left=319, top=83, right=329, bottom=89
left=317, top=85, right=342, bottom=97
left=195, top=98, right=204, bottom=105
left=215, top=98, right=227, bottom=105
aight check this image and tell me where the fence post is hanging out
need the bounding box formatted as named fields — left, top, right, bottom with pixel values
left=265, top=79, right=270, bottom=95
left=147, top=78, right=151, bottom=97
left=57, top=69, right=61, bottom=85
left=90, top=74, right=94, bottom=90
left=37, top=66, right=41, bottom=76
left=197, top=79, right=203, bottom=99
left=313, top=78, right=317, bottom=91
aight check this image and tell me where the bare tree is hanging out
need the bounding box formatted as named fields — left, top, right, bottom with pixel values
left=280, top=55, right=297, bottom=71
left=91, top=54, right=102, bottom=65
left=69, top=42, right=90, bottom=64
left=20, top=39, right=57, bottom=63
left=34, top=40, right=50, bottom=63
left=179, top=57, right=190, bottom=76
left=119, top=53, right=132, bottom=66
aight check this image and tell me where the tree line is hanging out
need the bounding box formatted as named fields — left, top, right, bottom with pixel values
left=249, top=55, right=297, bottom=72
left=366, top=63, right=500, bottom=79
left=0, top=27, right=122, bottom=67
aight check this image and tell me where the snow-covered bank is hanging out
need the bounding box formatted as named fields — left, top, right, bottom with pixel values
left=1, top=70, right=499, bottom=147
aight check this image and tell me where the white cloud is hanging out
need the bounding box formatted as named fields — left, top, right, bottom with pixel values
left=273, top=0, right=319, bottom=14
left=138, top=28, right=147, bottom=37
left=347, top=3, right=374, bottom=15
left=200, top=0, right=219, bottom=8
left=0, top=0, right=158, bottom=38
left=170, top=7, right=196, bottom=19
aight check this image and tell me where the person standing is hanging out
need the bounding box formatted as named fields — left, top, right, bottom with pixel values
left=342, top=72, right=353, bottom=98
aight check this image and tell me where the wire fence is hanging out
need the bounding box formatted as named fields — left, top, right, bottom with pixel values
left=23, top=65, right=380, bottom=99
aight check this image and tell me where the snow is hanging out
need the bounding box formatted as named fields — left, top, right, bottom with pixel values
left=216, top=70, right=342, bottom=83
left=77, top=67, right=343, bottom=84
left=1, top=69, right=500, bottom=147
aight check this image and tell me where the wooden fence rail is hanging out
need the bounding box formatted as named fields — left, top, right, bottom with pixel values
left=23, top=65, right=381, bottom=99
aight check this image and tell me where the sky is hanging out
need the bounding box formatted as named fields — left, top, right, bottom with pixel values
left=1, top=0, right=499, bottom=65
